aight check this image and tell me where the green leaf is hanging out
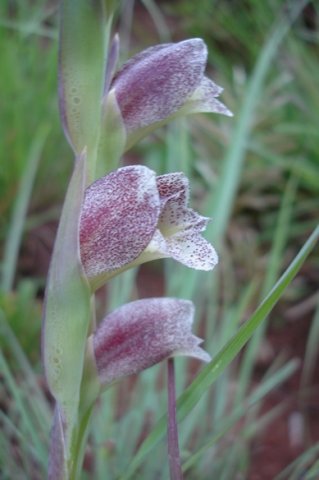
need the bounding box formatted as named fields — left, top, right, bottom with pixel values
left=119, top=224, right=319, bottom=480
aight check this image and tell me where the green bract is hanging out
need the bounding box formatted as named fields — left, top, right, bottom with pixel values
left=43, top=152, right=92, bottom=478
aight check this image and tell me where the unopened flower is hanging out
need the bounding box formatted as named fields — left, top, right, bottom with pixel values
left=80, top=165, right=218, bottom=291
left=91, top=298, right=210, bottom=387
left=105, top=38, right=232, bottom=149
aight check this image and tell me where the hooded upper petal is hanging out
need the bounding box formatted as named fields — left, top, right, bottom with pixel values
left=92, top=298, right=210, bottom=386
left=80, top=165, right=160, bottom=289
left=111, top=39, right=208, bottom=133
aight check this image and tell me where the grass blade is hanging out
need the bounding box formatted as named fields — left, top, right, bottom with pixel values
left=182, top=359, right=299, bottom=473
left=234, top=173, right=298, bottom=404
left=205, top=0, right=307, bottom=248
left=301, top=298, right=319, bottom=387
left=1, top=124, right=49, bottom=292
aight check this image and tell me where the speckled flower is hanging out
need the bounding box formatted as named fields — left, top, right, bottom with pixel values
left=80, top=165, right=218, bottom=291
left=91, top=298, right=210, bottom=387
left=105, top=37, right=232, bottom=149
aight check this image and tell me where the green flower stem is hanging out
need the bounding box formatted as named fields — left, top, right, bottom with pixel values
left=69, top=404, right=95, bottom=480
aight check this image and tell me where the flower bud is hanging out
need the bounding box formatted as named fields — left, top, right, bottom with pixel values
left=92, top=298, right=210, bottom=386
left=105, top=38, right=232, bottom=149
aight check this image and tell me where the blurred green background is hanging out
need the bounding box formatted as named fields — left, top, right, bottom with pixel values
left=0, top=1, right=318, bottom=479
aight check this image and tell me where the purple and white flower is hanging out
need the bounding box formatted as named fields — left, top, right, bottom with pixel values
left=91, top=298, right=210, bottom=387
left=80, top=165, right=218, bottom=291
left=105, top=37, right=232, bottom=149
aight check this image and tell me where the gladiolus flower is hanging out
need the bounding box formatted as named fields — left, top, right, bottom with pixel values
left=80, top=165, right=218, bottom=291
left=91, top=298, right=210, bottom=387
left=105, top=38, right=232, bottom=149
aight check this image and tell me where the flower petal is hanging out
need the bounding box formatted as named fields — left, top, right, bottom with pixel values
left=157, top=172, right=189, bottom=205
left=80, top=166, right=160, bottom=289
left=142, top=227, right=218, bottom=271
left=156, top=172, right=209, bottom=236
left=111, top=39, right=207, bottom=133
left=179, top=76, right=233, bottom=117
left=156, top=173, right=195, bottom=236
left=154, top=172, right=218, bottom=270
left=93, top=298, right=210, bottom=386
left=165, top=231, right=218, bottom=270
